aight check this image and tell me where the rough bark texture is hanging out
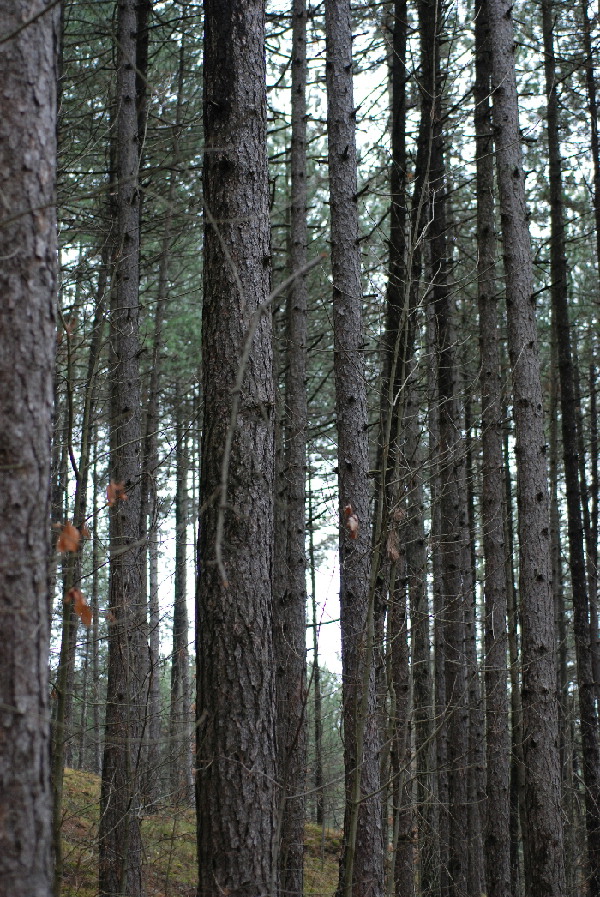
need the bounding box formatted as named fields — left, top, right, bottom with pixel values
left=0, top=3, right=58, bottom=894
left=486, top=1, right=566, bottom=893
left=196, top=1, right=277, bottom=895
left=99, top=2, right=149, bottom=895
left=325, top=2, right=384, bottom=896
left=274, top=0, right=309, bottom=892
left=474, top=3, right=512, bottom=895
left=542, top=2, right=600, bottom=890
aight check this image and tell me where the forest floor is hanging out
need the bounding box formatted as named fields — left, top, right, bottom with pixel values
left=61, top=767, right=340, bottom=896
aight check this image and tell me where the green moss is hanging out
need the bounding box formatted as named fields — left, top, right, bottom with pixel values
left=61, top=770, right=340, bottom=897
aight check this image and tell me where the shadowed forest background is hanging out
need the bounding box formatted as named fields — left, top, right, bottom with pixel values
left=1, top=0, right=600, bottom=896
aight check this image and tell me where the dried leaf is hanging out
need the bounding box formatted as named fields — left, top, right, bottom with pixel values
left=107, top=481, right=128, bottom=507
left=65, top=587, right=92, bottom=626
left=80, top=523, right=91, bottom=539
left=57, top=522, right=81, bottom=553
left=78, top=601, right=93, bottom=627
left=344, top=503, right=359, bottom=539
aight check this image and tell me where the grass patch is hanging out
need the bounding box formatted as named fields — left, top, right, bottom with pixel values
left=61, top=770, right=339, bottom=897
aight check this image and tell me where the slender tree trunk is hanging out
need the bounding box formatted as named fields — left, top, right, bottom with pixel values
left=274, top=2, right=309, bottom=891
left=503, top=422, right=527, bottom=897
left=308, top=476, right=325, bottom=827
left=474, top=3, right=511, bottom=895
left=579, top=0, right=600, bottom=280
left=92, top=424, right=102, bottom=777
left=574, top=348, right=600, bottom=701
left=52, top=261, right=107, bottom=894
left=140, top=41, right=185, bottom=806
left=170, top=389, right=193, bottom=805
left=0, top=3, right=58, bottom=894
left=487, top=1, right=566, bottom=892
left=590, top=356, right=600, bottom=694
left=417, top=2, right=469, bottom=893
left=404, top=381, right=435, bottom=896
left=99, top=2, right=149, bottom=894
left=325, top=2, right=384, bottom=895
left=196, top=0, right=277, bottom=893
left=542, top=3, right=600, bottom=890
left=427, top=300, right=448, bottom=897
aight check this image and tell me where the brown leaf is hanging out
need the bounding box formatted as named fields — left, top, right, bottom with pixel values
left=344, top=503, right=359, bottom=539
left=107, top=481, right=128, bottom=507
left=57, top=522, right=81, bottom=553
left=80, top=523, right=91, bottom=539
left=78, top=601, right=93, bottom=627
left=65, top=587, right=92, bottom=626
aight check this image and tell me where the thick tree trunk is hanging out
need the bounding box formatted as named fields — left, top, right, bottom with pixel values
left=486, top=1, right=566, bottom=893
left=474, top=3, right=511, bottom=895
left=0, top=3, right=58, bottom=894
left=99, top=2, right=149, bottom=894
left=196, top=0, right=277, bottom=894
left=325, top=3, right=384, bottom=896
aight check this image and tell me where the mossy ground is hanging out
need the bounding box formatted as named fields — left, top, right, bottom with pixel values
left=61, top=769, right=339, bottom=897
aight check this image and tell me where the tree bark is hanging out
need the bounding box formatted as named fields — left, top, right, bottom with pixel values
left=0, top=3, right=58, bottom=895
left=325, top=2, right=384, bottom=895
left=542, top=2, right=600, bottom=890
left=99, top=2, right=149, bottom=894
left=274, top=1, right=309, bottom=892
left=486, top=0, right=566, bottom=893
left=417, top=2, right=469, bottom=893
left=196, top=0, right=277, bottom=893
left=474, top=3, right=512, bottom=895
left=170, top=387, right=193, bottom=805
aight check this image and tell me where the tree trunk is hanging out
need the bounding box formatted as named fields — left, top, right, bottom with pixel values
left=140, top=41, right=185, bottom=807
left=542, top=2, right=600, bottom=890
left=52, top=259, right=107, bottom=894
left=170, top=388, right=193, bottom=805
left=308, top=477, right=325, bottom=827
left=417, top=2, right=469, bottom=893
left=474, top=3, right=511, bottom=895
left=325, top=2, right=384, bottom=895
left=0, top=3, right=58, bottom=894
left=99, top=2, right=149, bottom=894
left=274, top=1, right=309, bottom=892
left=196, top=0, right=277, bottom=893
left=487, top=0, right=566, bottom=892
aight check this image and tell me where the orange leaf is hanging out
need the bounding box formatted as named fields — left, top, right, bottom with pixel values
left=343, top=503, right=359, bottom=539
left=80, top=523, right=91, bottom=539
left=107, top=481, right=128, bottom=507
left=57, top=522, right=81, bottom=553
left=78, top=602, right=93, bottom=626
left=65, top=587, right=92, bottom=626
